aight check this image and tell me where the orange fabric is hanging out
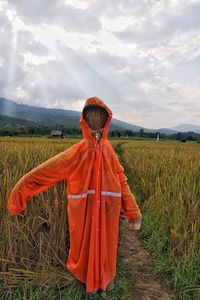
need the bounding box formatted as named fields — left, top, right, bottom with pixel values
left=7, top=96, right=142, bottom=292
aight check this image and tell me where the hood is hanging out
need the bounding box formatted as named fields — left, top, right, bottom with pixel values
left=80, top=96, right=112, bottom=141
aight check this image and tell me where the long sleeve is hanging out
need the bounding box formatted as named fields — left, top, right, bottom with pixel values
left=7, top=143, right=79, bottom=216
left=114, top=153, right=142, bottom=221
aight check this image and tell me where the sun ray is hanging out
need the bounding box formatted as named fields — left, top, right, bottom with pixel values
left=6, top=9, right=18, bottom=89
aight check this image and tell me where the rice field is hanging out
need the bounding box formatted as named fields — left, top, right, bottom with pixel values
left=118, top=140, right=200, bottom=299
left=0, top=137, right=200, bottom=299
left=0, top=137, right=78, bottom=298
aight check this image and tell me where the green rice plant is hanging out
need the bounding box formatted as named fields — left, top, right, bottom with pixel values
left=119, top=140, right=200, bottom=300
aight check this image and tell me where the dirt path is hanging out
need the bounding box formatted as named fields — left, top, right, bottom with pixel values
left=118, top=216, right=177, bottom=300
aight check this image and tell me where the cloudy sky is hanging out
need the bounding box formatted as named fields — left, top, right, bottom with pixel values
left=0, top=0, right=200, bottom=129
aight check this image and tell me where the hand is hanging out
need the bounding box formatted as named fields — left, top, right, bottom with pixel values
left=128, top=216, right=142, bottom=231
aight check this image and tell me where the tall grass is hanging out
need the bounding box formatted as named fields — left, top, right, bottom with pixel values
left=0, top=137, right=125, bottom=299
left=0, top=137, right=79, bottom=297
left=2, top=137, right=199, bottom=299
left=118, top=140, right=200, bottom=300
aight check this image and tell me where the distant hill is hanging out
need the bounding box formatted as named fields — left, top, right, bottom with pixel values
left=0, top=97, right=146, bottom=132
left=0, top=113, right=52, bottom=133
left=170, top=124, right=200, bottom=134
left=0, top=97, right=80, bottom=127
left=0, top=114, right=44, bottom=128
left=0, top=97, right=199, bottom=134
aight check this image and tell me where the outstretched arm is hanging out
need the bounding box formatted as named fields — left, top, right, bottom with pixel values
left=119, top=166, right=142, bottom=221
left=114, top=152, right=142, bottom=222
left=7, top=144, right=79, bottom=216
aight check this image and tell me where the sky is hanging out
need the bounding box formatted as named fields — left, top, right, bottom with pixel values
left=0, top=0, right=200, bottom=129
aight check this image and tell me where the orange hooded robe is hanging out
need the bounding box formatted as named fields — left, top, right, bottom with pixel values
left=7, top=96, right=142, bottom=293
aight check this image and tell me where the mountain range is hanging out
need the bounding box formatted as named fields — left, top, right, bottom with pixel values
left=0, top=97, right=200, bottom=134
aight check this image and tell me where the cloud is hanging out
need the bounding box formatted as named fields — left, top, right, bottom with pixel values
left=0, top=11, right=53, bottom=104
left=0, top=0, right=200, bottom=129
left=113, top=1, right=200, bottom=45
left=88, top=0, right=149, bottom=19
left=6, top=0, right=102, bottom=33
left=13, top=42, right=132, bottom=106
left=17, top=30, right=50, bottom=56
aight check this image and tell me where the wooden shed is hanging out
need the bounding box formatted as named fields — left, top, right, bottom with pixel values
left=50, top=130, right=64, bottom=138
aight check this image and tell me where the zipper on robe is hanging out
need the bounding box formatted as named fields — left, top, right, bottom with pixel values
left=94, top=138, right=101, bottom=289
left=97, top=140, right=100, bottom=157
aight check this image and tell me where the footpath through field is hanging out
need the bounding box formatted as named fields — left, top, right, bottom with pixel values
left=118, top=216, right=176, bottom=300
left=116, top=141, right=176, bottom=300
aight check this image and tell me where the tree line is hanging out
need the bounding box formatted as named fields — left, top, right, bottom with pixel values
left=0, top=125, right=200, bottom=142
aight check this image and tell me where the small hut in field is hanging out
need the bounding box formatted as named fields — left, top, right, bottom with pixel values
left=50, top=130, right=64, bottom=138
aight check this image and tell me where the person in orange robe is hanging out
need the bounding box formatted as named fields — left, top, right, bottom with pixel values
left=7, top=96, right=142, bottom=295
